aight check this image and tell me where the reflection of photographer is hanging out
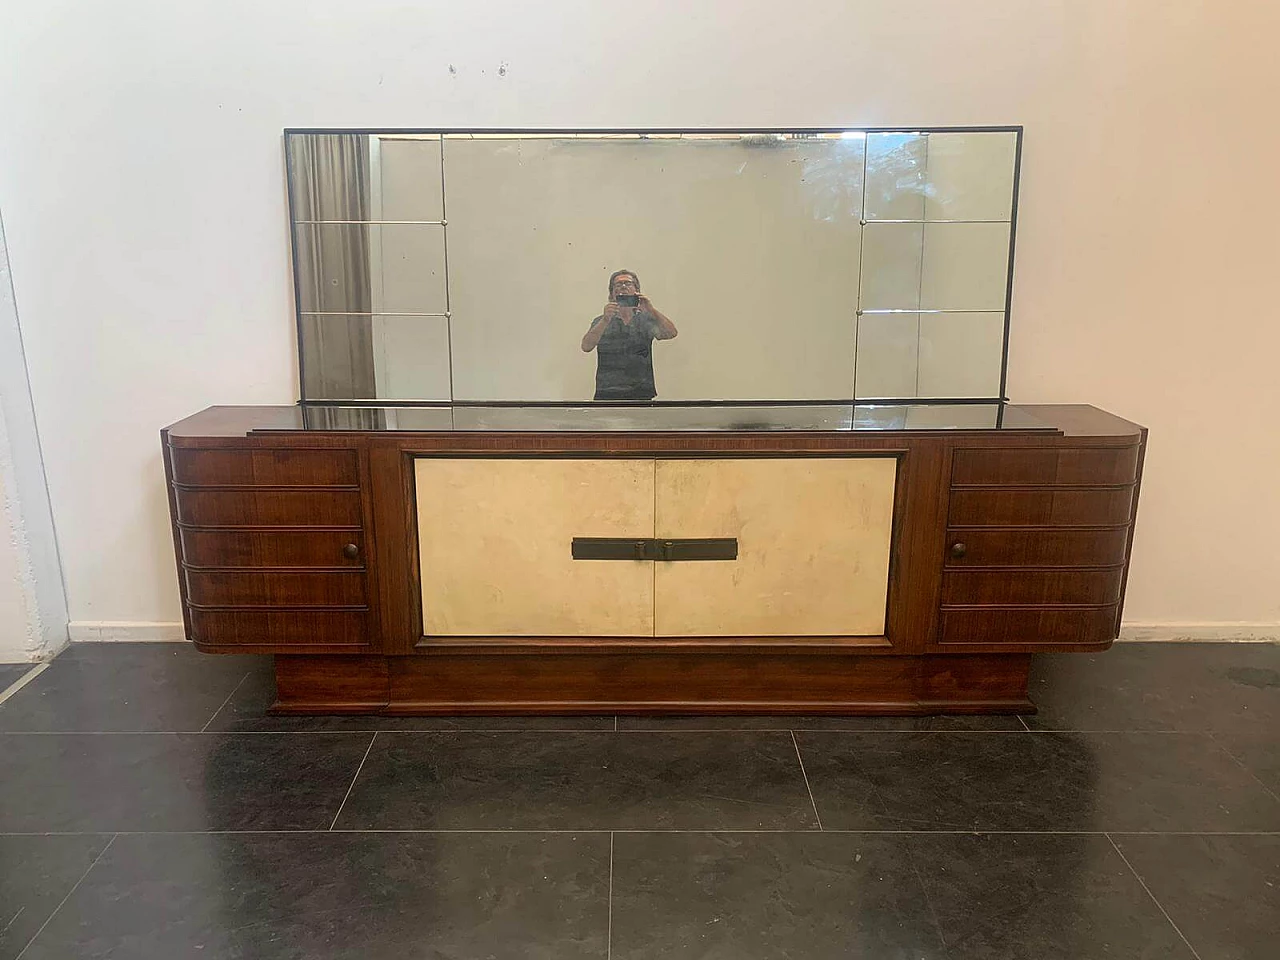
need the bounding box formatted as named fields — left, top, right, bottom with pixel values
left=580, top=269, right=678, bottom=400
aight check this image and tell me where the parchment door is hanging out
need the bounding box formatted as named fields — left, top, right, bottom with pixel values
left=653, top=458, right=896, bottom=637
left=416, top=458, right=654, bottom=636
left=415, top=456, right=896, bottom=638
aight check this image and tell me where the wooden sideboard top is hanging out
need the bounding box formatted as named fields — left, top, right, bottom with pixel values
left=163, top=403, right=1144, bottom=440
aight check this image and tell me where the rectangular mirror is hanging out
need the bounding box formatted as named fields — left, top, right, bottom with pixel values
left=287, top=128, right=1020, bottom=404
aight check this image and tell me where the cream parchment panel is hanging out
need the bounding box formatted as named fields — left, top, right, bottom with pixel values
left=654, top=458, right=896, bottom=637
left=416, top=459, right=654, bottom=636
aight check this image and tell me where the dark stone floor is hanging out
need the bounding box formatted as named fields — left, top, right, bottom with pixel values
left=0, top=666, right=28, bottom=693
left=0, top=641, right=1276, bottom=959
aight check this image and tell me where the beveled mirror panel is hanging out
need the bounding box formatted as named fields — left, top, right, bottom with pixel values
left=287, top=128, right=1020, bottom=403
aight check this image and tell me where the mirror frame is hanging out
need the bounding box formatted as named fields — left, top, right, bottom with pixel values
left=284, top=126, right=1023, bottom=407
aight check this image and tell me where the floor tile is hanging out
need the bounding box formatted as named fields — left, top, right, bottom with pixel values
left=0, top=664, right=32, bottom=693
left=0, top=643, right=258, bottom=733
left=0, top=835, right=111, bottom=960
left=1115, top=834, right=1280, bottom=960
left=0, top=733, right=372, bottom=832
left=797, top=731, right=1280, bottom=831
left=20, top=831, right=609, bottom=960
left=1028, top=641, right=1280, bottom=733
left=207, top=665, right=613, bottom=731
left=618, top=714, right=1024, bottom=731
left=610, top=832, right=944, bottom=960
left=1213, top=729, right=1280, bottom=797
left=908, top=833, right=1195, bottom=959
left=336, top=732, right=818, bottom=830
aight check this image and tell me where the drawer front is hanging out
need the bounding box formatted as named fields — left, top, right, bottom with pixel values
left=185, top=570, right=366, bottom=607
left=190, top=609, right=368, bottom=647
left=949, top=487, right=1134, bottom=527
left=938, top=605, right=1119, bottom=646
left=942, top=568, right=1124, bottom=606
left=944, top=527, right=1130, bottom=567
left=170, top=448, right=359, bottom=486
left=952, top=445, right=1140, bottom=486
left=175, top=489, right=362, bottom=527
left=180, top=529, right=364, bottom=568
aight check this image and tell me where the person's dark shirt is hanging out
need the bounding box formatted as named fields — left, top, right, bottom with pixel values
left=592, top=311, right=660, bottom=400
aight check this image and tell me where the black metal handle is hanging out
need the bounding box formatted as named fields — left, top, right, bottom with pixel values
left=343, top=543, right=360, bottom=560
left=572, top=538, right=654, bottom=560
left=572, top=537, right=737, bottom=561
left=658, top=538, right=738, bottom=561
left=950, top=542, right=967, bottom=559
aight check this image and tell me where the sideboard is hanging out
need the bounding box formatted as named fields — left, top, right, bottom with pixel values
left=161, top=403, right=1145, bottom=715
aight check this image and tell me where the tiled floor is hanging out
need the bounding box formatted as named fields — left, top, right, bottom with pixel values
left=0, top=666, right=30, bottom=693
left=0, top=643, right=1276, bottom=959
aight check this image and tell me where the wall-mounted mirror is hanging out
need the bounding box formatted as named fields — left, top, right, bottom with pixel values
left=287, top=128, right=1020, bottom=404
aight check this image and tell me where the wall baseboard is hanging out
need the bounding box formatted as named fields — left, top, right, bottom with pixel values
left=1119, top=622, right=1280, bottom=643
left=68, top=621, right=186, bottom=642
left=66, top=620, right=1280, bottom=644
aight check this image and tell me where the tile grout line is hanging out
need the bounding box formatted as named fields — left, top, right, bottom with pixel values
left=200, top=670, right=253, bottom=733
left=2, top=827, right=1280, bottom=838
left=1206, top=731, right=1280, bottom=804
left=790, top=730, right=824, bottom=830
left=1105, top=833, right=1203, bottom=960
left=329, top=732, right=377, bottom=831
left=2, top=829, right=1280, bottom=834
left=606, top=831, right=614, bottom=960
left=16, top=833, right=117, bottom=960
left=0, top=663, right=50, bottom=707
left=1017, top=714, right=1032, bottom=731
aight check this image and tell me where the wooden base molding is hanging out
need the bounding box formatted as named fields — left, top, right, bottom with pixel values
left=271, top=650, right=1036, bottom=715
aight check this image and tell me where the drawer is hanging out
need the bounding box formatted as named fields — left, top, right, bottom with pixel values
left=938, top=604, right=1119, bottom=646
left=169, top=447, right=359, bottom=487
left=180, top=529, right=365, bottom=568
left=949, top=487, right=1134, bottom=527
left=185, top=570, right=366, bottom=607
left=942, top=568, right=1124, bottom=606
left=944, top=528, right=1130, bottom=567
left=189, top=609, right=368, bottom=647
left=952, top=445, right=1140, bottom=486
left=175, top=489, right=362, bottom=527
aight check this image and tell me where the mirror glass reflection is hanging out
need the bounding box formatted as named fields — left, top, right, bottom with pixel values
left=288, top=129, right=1019, bottom=403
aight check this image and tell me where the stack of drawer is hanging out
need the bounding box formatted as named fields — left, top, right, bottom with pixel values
left=937, top=443, right=1142, bottom=647
left=165, top=445, right=371, bottom=651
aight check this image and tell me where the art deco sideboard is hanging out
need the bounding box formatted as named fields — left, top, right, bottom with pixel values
left=161, top=402, right=1145, bottom=715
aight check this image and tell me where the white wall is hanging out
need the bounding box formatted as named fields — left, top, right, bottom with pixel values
left=0, top=0, right=1277, bottom=636
left=0, top=213, right=68, bottom=660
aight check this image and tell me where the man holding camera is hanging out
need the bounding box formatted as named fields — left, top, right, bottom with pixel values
left=580, top=269, right=678, bottom=401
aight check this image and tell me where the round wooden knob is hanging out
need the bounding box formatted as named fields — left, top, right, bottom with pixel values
left=343, top=543, right=360, bottom=560
left=950, top=542, right=967, bottom=559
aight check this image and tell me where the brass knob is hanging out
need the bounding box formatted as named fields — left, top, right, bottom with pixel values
left=950, top=542, right=967, bottom=559
left=343, top=543, right=360, bottom=560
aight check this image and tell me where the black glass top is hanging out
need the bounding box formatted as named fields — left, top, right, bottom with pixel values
left=167, top=403, right=1142, bottom=440
left=276, top=402, right=1053, bottom=432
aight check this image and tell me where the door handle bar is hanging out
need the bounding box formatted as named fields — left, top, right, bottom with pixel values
left=571, top=537, right=738, bottom=561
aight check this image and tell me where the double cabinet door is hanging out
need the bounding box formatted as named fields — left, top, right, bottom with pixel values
left=415, top=457, right=896, bottom=638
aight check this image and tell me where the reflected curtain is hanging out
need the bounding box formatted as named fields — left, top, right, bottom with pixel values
left=301, top=405, right=387, bottom=430
left=291, top=134, right=376, bottom=399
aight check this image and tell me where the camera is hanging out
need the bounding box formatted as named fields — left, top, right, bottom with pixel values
left=617, top=293, right=639, bottom=307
